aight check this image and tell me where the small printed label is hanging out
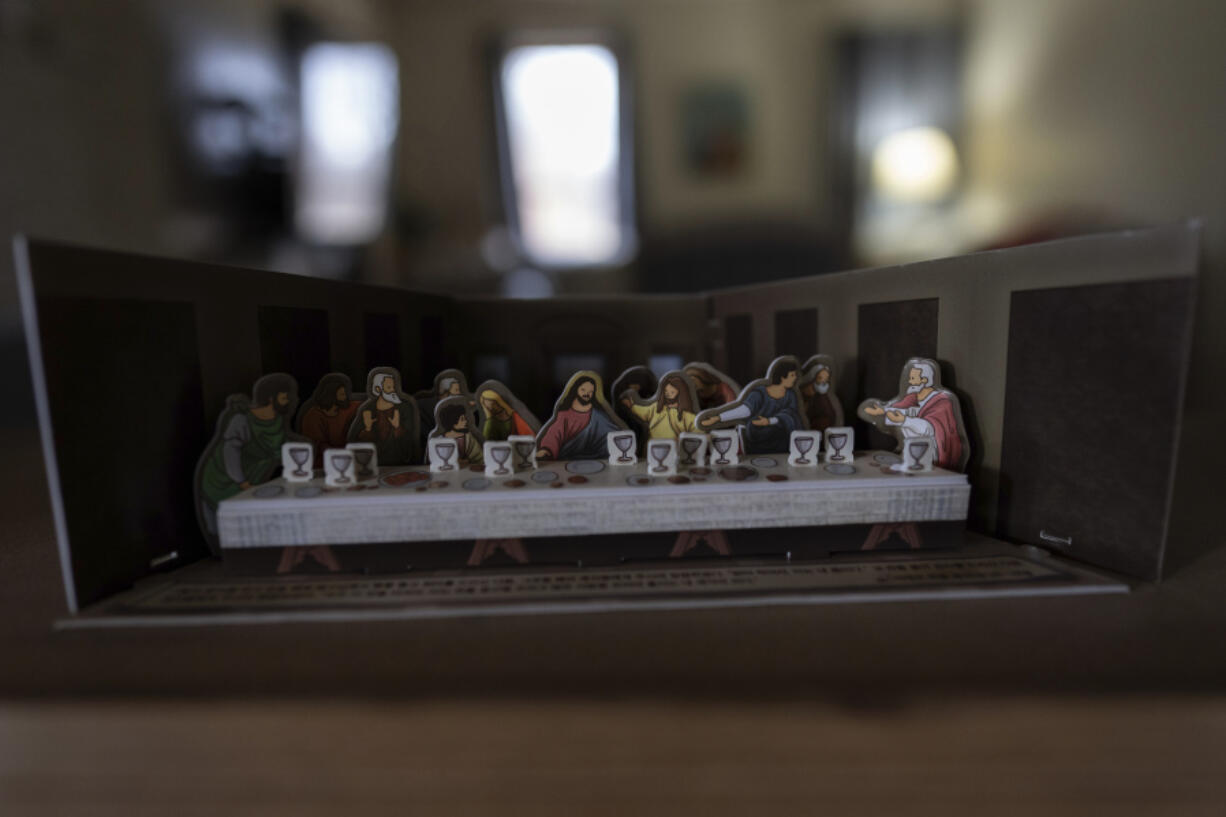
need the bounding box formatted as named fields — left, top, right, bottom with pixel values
left=1039, top=529, right=1072, bottom=547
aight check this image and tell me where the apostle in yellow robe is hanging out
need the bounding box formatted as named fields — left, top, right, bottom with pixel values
left=622, top=373, right=697, bottom=440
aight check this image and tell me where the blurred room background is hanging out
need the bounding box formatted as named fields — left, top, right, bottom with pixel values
left=1, top=0, right=1222, bottom=417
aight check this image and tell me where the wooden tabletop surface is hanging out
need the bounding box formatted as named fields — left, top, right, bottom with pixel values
left=3, top=697, right=1225, bottom=815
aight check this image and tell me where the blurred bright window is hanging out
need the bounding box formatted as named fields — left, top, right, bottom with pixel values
left=297, top=42, right=399, bottom=245
left=498, top=42, right=636, bottom=268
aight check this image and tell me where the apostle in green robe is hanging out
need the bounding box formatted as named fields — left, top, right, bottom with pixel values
left=198, top=374, right=297, bottom=539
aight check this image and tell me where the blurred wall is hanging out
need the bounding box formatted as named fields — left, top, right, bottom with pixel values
left=962, top=0, right=1224, bottom=416
left=0, top=0, right=166, bottom=426
left=0, top=1, right=166, bottom=265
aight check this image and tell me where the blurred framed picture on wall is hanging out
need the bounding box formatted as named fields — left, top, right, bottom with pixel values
left=680, top=82, right=750, bottom=178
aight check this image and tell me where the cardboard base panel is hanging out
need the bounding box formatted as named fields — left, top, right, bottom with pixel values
left=63, top=535, right=1127, bottom=628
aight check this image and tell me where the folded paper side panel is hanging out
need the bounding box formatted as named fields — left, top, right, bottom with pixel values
left=998, top=279, right=1197, bottom=580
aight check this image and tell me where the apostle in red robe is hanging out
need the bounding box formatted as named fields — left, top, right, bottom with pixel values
left=536, top=375, right=622, bottom=461
left=299, top=374, right=361, bottom=467
left=684, top=364, right=739, bottom=411
left=862, top=359, right=965, bottom=470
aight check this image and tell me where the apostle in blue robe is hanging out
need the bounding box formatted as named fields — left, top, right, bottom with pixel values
left=700, top=359, right=804, bottom=454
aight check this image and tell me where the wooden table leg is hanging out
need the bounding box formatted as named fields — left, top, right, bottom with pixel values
left=899, top=523, right=923, bottom=549
left=276, top=547, right=306, bottom=573
left=500, top=538, right=529, bottom=564
left=469, top=539, right=529, bottom=566
left=468, top=540, right=493, bottom=567
left=669, top=531, right=696, bottom=558
left=862, top=523, right=923, bottom=550
left=308, top=546, right=342, bottom=572
left=671, top=530, right=731, bottom=558
left=277, top=546, right=340, bottom=573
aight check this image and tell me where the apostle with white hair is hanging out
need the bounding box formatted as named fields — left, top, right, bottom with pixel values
left=372, top=372, right=400, bottom=401
left=351, top=367, right=417, bottom=465
left=860, top=357, right=965, bottom=471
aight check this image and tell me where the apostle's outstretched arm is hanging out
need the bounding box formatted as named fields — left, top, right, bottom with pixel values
left=716, top=403, right=752, bottom=422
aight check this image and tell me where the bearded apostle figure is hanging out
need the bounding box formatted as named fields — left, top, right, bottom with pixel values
left=196, top=373, right=299, bottom=548
left=297, top=373, right=362, bottom=467
left=536, top=372, right=626, bottom=461
left=859, top=357, right=968, bottom=472
left=798, top=355, right=843, bottom=434
left=350, top=367, right=419, bottom=465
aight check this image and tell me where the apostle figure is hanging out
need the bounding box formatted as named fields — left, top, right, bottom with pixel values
left=350, top=367, right=418, bottom=465
left=859, top=357, right=967, bottom=471
left=699, top=357, right=804, bottom=454
left=622, top=371, right=698, bottom=440
left=434, top=399, right=483, bottom=466
left=196, top=373, right=298, bottom=545
left=683, top=362, right=740, bottom=411
left=415, top=369, right=474, bottom=447
left=798, top=356, right=842, bottom=434
left=297, top=373, right=362, bottom=467
left=536, top=371, right=626, bottom=461
left=478, top=387, right=536, bottom=441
